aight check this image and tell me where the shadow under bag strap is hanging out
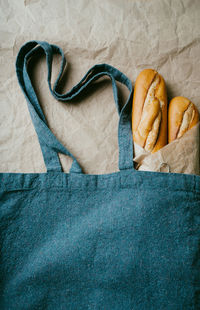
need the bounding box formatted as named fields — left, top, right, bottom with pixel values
left=16, top=40, right=134, bottom=173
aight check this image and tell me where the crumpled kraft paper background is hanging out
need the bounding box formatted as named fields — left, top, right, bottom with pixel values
left=0, top=0, right=200, bottom=174
left=133, top=123, right=200, bottom=175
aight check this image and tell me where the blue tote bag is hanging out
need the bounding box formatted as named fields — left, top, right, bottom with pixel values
left=0, top=40, right=199, bottom=309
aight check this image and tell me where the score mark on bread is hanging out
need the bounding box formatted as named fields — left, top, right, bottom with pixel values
left=132, top=69, right=167, bottom=153
left=168, top=96, right=199, bottom=143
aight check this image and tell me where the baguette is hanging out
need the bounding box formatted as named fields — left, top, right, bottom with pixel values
left=168, top=96, right=199, bottom=143
left=132, top=69, right=168, bottom=153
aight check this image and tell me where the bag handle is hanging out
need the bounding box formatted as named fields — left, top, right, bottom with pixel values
left=16, top=40, right=134, bottom=173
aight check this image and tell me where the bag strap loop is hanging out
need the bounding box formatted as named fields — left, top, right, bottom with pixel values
left=16, top=40, right=134, bottom=173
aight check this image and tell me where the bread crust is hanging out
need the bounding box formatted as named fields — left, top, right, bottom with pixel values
left=132, top=69, right=168, bottom=153
left=168, top=96, right=199, bottom=143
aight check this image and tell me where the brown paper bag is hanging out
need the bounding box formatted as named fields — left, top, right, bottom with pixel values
left=133, top=122, right=200, bottom=175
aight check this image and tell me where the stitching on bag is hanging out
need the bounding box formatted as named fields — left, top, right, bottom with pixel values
left=2, top=181, right=200, bottom=193
left=1, top=171, right=200, bottom=193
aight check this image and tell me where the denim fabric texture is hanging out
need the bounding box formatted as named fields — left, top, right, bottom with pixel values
left=0, top=40, right=199, bottom=309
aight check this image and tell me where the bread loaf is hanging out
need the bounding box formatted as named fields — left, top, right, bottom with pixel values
left=132, top=69, right=168, bottom=153
left=168, top=96, right=199, bottom=143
